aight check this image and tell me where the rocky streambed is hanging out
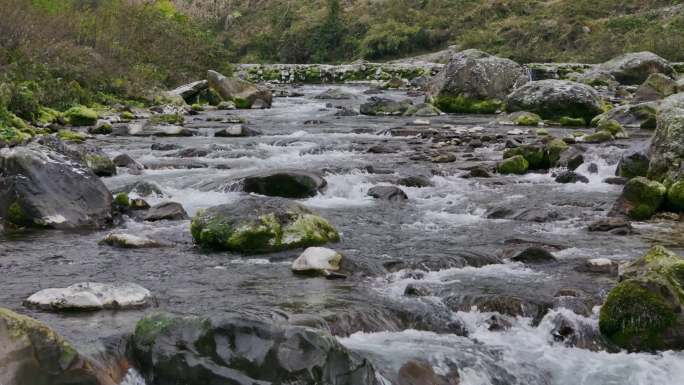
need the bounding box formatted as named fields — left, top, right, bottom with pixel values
left=2, top=53, right=684, bottom=385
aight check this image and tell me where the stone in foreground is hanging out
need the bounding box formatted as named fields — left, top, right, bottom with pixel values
left=191, top=197, right=340, bottom=253
left=131, top=312, right=380, bottom=385
left=207, top=70, right=272, bottom=109
left=648, top=93, right=684, bottom=183
left=599, top=246, right=684, bottom=351
left=292, top=247, right=343, bottom=276
left=0, top=307, right=112, bottom=385
left=25, top=282, right=152, bottom=311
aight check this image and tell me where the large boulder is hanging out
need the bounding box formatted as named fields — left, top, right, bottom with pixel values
left=144, top=202, right=189, bottom=221
left=242, top=170, right=327, bottom=198
left=591, top=102, right=658, bottom=129
left=0, top=307, right=112, bottom=385
left=648, top=93, right=684, bottom=182
left=634, top=73, right=678, bottom=102
left=0, top=141, right=112, bottom=229
left=291, top=247, right=342, bottom=276
left=190, top=197, right=340, bottom=253
left=506, top=80, right=603, bottom=122
left=207, top=70, right=272, bottom=109
left=599, top=52, right=675, bottom=85
left=599, top=246, right=684, bottom=351
left=131, top=312, right=380, bottom=385
left=427, top=49, right=528, bottom=113
left=616, top=150, right=650, bottom=179
left=24, top=282, right=152, bottom=311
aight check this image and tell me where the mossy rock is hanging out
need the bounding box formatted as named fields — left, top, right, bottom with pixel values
left=114, top=193, right=130, bottom=207
left=64, top=106, right=98, bottom=126
left=546, top=138, right=569, bottom=166
left=57, top=130, right=87, bottom=142
left=559, top=116, right=586, bottom=127
left=598, top=119, right=627, bottom=138
left=514, top=112, right=542, bottom=126
left=433, top=95, right=502, bottom=114
left=37, top=107, right=62, bottom=126
left=503, top=144, right=548, bottom=170
left=497, top=155, right=529, bottom=175
left=190, top=197, right=340, bottom=254
left=191, top=103, right=204, bottom=112
left=582, top=130, right=614, bottom=143
left=120, top=111, right=135, bottom=121
left=150, top=113, right=184, bottom=125
left=666, top=179, right=684, bottom=212
left=621, top=177, right=666, bottom=220
left=599, top=246, right=684, bottom=351
left=535, top=128, right=549, bottom=136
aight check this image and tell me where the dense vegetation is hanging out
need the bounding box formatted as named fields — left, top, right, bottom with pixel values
left=178, top=0, right=684, bottom=64
left=0, top=0, right=231, bottom=127
left=2, top=0, right=684, bottom=127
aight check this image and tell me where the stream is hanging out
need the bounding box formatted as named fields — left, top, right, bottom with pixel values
left=2, top=84, right=684, bottom=384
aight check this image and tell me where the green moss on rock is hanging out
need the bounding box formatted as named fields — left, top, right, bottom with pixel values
left=497, top=155, right=529, bottom=175
left=504, top=144, right=547, bottom=170
left=114, top=193, right=130, bottom=207
left=514, top=112, right=542, bottom=126
left=57, top=129, right=86, bottom=142
left=433, top=95, right=502, bottom=114
left=622, top=177, right=666, bottom=220
left=582, top=130, right=613, bottom=143
left=598, top=119, right=627, bottom=138
left=559, top=116, right=586, bottom=127
left=64, top=106, right=98, bottom=126
left=666, top=179, right=684, bottom=212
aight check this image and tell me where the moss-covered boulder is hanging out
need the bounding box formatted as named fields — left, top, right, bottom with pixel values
left=64, top=106, right=98, bottom=126
left=597, top=119, right=628, bottom=138
left=513, top=111, right=542, bottom=126
left=427, top=49, right=528, bottom=113
left=503, top=143, right=553, bottom=170
left=616, top=151, right=650, bottom=179
left=360, top=97, right=412, bottom=116
left=598, top=52, right=675, bottom=85
left=546, top=138, right=569, bottom=166
left=506, top=80, right=603, bottom=122
left=497, top=155, right=529, bottom=175
left=191, top=197, right=340, bottom=253
left=0, top=307, right=107, bottom=385
left=648, top=93, right=684, bottom=183
left=131, top=312, right=380, bottom=385
left=612, top=176, right=666, bottom=220
left=599, top=246, right=684, bottom=351
left=667, top=179, right=684, bottom=211
left=591, top=102, right=658, bottom=130
left=582, top=130, right=614, bottom=143
left=559, top=116, right=586, bottom=127
left=634, top=73, right=678, bottom=102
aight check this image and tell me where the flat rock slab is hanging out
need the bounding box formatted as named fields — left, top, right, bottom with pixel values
left=25, top=282, right=153, bottom=311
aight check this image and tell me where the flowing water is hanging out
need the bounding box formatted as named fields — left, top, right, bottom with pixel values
left=2, top=85, right=684, bottom=384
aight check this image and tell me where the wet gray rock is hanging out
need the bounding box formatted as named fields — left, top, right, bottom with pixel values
left=427, top=49, right=528, bottom=113
left=588, top=218, right=633, bottom=234
left=242, top=170, right=327, bottom=198
left=445, top=293, right=551, bottom=323
left=599, top=52, right=675, bottom=85
left=555, top=171, right=589, bottom=184
left=112, top=153, right=143, bottom=170
left=404, top=284, right=433, bottom=297
left=131, top=312, right=381, bottom=385
left=397, top=360, right=457, bottom=385
left=150, top=143, right=181, bottom=151
left=592, top=102, right=658, bottom=129
left=0, top=141, right=112, bottom=229
left=25, top=282, right=152, bottom=311
left=549, top=312, right=607, bottom=351
left=368, top=186, right=408, bottom=201
left=397, top=175, right=433, bottom=188
left=604, top=176, right=628, bottom=185
left=207, top=70, right=272, bottom=109
left=511, top=247, right=557, bottom=263
left=144, top=202, right=189, bottom=221
left=118, top=181, right=164, bottom=197
left=367, top=144, right=399, bottom=154
left=506, top=80, right=603, bottom=122
left=291, top=247, right=342, bottom=276
left=142, top=159, right=209, bottom=169
left=634, top=73, right=678, bottom=102
left=168, top=147, right=211, bottom=158
left=647, top=93, right=684, bottom=182
left=102, top=232, right=162, bottom=248
left=404, top=103, right=441, bottom=117
left=557, top=146, right=585, bottom=171
left=360, top=97, right=412, bottom=116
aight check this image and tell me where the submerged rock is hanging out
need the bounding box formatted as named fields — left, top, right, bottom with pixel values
left=25, top=282, right=152, bottom=311
left=555, top=170, right=589, bottom=184
left=511, top=247, right=557, bottom=263
left=144, top=202, right=189, bottom=221
left=368, top=186, right=408, bottom=201
left=588, top=218, right=633, bottom=234
left=291, top=247, right=343, bottom=276
left=0, top=141, right=112, bottom=229
left=427, top=49, right=528, bottom=113
left=190, top=197, right=340, bottom=253
left=599, top=52, right=675, bottom=85
left=314, top=88, right=353, bottom=100
left=131, top=312, right=380, bottom=385
left=599, top=246, right=684, bottom=351
left=207, top=70, right=272, bottom=109
left=397, top=360, right=457, bottom=385
left=506, top=80, right=603, bottom=122
left=242, top=170, right=327, bottom=198
left=497, top=154, right=528, bottom=175
left=0, top=308, right=111, bottom=385
left=102, top=232, right=162, bottom=248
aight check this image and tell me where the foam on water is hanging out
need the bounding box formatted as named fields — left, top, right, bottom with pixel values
left=119, top=369, right=146, bottom=385
left=340, top=309, right=684, bottom=385
left=303, top=171, right=376, bottom=208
